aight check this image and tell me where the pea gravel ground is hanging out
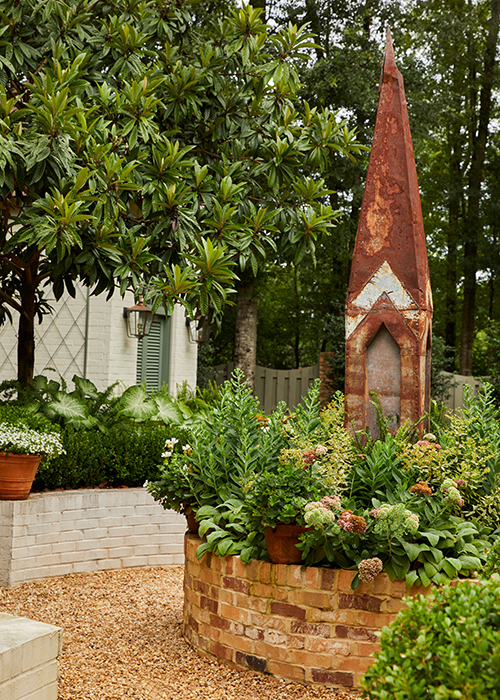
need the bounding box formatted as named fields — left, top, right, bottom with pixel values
left=0, top=566, right=362, bottom=700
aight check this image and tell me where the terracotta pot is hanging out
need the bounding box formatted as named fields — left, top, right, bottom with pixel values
left=184, top=506, right=198, bottom=534
left=0, top=452, right=42, bottom=500
left=265, top=523, right=309, bottom=564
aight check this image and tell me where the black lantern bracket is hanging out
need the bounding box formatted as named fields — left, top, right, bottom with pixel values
left=186, top=316, right=210, bottom=344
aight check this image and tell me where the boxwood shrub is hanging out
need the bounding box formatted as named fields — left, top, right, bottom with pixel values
left=32, top=423, right=189, bottom=491
left=361, top=577, right=500, bottom=699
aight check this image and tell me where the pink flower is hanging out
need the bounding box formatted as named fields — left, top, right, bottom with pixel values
left=321, top=495, right=341, bottom=510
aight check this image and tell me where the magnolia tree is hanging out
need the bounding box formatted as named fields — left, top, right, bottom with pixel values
left=0, top=0, right=364, bottom=387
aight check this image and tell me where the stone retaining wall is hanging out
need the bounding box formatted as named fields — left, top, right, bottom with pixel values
left=0, top=488, right=185, bottom=587
left=0, top=613, right=62, bottom=700
left=183, top=534, right=431, bottom=689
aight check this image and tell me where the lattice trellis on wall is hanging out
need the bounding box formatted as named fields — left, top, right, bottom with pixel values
left=0, top=285, right=88, bottom=383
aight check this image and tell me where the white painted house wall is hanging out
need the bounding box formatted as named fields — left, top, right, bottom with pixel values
left=0, top=284, right=197, bottom=394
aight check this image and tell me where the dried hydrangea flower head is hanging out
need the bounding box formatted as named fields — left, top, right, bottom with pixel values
left=370, top=503, right=419, bottom=535
left=320, top=495, right=341, bottom=510
left=410, top=480, right=432, bottom=496
left=338, top=510, right=367, bottom=534
left=358, top=557, right=383, bottom=582
left=304, top=495, right=342, bottom=526
left=441, top=478, right=465, bottom=506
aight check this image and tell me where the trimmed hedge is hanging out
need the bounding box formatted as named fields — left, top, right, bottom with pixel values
left=32, top=424, right=189, bottom=491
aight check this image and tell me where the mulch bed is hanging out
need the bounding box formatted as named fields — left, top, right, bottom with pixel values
left=0, top=566, right=362, bottom=699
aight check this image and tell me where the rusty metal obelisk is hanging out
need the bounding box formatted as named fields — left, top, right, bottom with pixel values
left=344, top=29, right=432, bottom=438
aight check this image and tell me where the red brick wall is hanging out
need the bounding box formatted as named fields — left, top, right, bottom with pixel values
left=183, top=535, right=432, bottom=689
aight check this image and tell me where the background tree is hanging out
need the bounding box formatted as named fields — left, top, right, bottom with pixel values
left=214, top=0, right=500, bottom=384
left=0, top=0, right=364, bottom=388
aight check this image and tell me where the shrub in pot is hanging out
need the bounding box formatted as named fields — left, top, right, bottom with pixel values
left=0, top=419, right=64, bottom=499
left=243, top=460, right=325, bottom=563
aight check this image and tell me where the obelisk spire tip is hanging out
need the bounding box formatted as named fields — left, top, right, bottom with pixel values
left=379, top=27, right=397, bottom=90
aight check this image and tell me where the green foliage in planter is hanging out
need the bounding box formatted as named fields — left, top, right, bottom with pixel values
left=195, top=499, right=267, bottom=562
left=33, top=423, right=188, bottom=490
left=243, top=461, right=324, bottom=528
left=349, top=383, right=500, bottom=531
left=149, top=370, right=292, bottom=514
left=299, top=475, right=491, bottom=589
left=482, top=533, right=500, bottom=578
left=360, top=577, right=500, bottom=699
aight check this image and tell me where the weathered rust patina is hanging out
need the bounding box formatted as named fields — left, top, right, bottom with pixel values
left=345, top=29, right=432, bottom=439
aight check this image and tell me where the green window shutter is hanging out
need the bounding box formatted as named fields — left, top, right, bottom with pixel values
left=136, top=314, right=171, bottom=392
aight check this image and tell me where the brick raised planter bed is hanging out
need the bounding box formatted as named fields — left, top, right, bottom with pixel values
left=0, top=488, right=186, bottom=587
left=183, top=534, right=432, bottom=689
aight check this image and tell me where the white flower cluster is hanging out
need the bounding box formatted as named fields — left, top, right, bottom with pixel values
left=0, top=422, right=65, bottom=458
left=162, top=437, right=179, bottom=458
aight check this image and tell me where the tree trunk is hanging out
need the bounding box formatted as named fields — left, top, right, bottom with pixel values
left=459, top=0, right=500, bottom=375
left=233, top=278, right=258, bottom=391
left=293, top=265, right=300, bottom=368
left=444, top=136, right=462, bottom=371
left=17, top=260, right=39, bottom=387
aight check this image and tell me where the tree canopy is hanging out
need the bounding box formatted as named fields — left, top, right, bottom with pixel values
left=0, top=0, right=364, bottom=387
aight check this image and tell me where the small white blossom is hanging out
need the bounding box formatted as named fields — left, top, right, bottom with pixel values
left=0, top=422, right=64, bottom=459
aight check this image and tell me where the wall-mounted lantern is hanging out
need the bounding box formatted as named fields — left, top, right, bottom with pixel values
left=123, top=297, right=154, bottom=340
left=186, top=316, right=210, bottom=344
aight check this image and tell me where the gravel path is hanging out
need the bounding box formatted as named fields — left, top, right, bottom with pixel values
left=0, top=566, right=362, bottom=700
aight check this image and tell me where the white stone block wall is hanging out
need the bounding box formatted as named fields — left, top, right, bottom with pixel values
left=168, top=304, right=198, bottom=396
left=0, top=613, right=62, bottom=700
left=0, top=488, right=186, bottom=587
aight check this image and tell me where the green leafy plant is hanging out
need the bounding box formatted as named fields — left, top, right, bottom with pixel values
left=361, top=577, right=500, bottom=699
left=0, top=374, right=193, bottom=432
left=243, top=460, right=325, bottom=528
left=32, top=423, right=186, bottom=491
left=149, top=369, right=291, bottom=515
left=195, top=499, right=267, bottom=563
left=298, top=483, right=490, bottom=589
left=481, top=534, right=500, bottom=578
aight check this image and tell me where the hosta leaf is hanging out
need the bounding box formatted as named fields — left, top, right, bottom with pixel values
left=431, top=571, right=449, bottom=585
left=419, top=568, right=431, bottom=587
left=196, top=542, right=211, bottom=560
left=206, top=529, right=228, bottom=545
left=217, top=538, right=237, bottom=557
left=458, top=555, right=481, bottom=570
left=420, top=531, right=440, bottom=547
left=424, top=560, right=438, bottom=578
left=442, top=559, right=460, bottom=578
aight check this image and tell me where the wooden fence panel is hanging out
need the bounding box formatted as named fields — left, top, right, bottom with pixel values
left=211, top=363, right=320, bottom=413
left=441, top=372, right=483, bottom=411
left=210, top=365, right=483, bottom=414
